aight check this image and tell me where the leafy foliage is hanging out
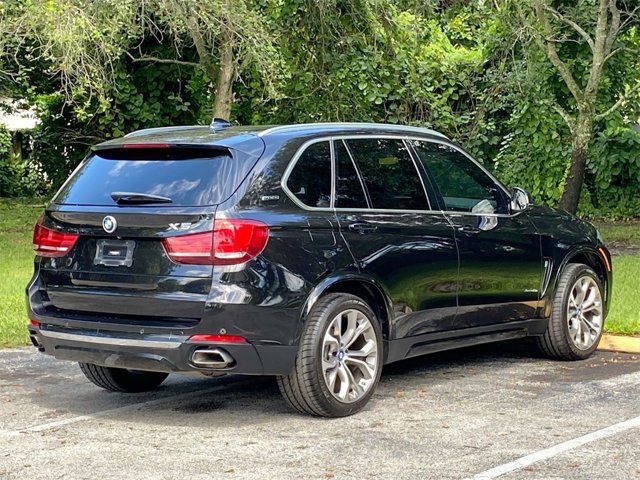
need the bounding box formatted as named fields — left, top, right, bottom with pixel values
left=0, top=0, right=638, bottom=217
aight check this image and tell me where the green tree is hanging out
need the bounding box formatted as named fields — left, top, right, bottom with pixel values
left=516, top=0, right=640, bottom=213
left=4, top=0, right=281, bottom=119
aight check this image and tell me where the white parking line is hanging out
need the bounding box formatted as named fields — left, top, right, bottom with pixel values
left=0, top=379, right=245, bottom=438
left=472, top=415, right=640, bottom=479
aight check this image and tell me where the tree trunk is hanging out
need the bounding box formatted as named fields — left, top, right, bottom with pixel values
left=212, top=29, right=234, bottom=120
left=559, top=118, right=592, bottom=214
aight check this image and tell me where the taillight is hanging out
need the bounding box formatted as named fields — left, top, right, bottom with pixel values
left=162, top=219, right=269, bottom=266
left=213, top=219, right=269, bottom=265
left=162, top=231, right=213, bottom=265
left=33, top=216, right=79, bottom=257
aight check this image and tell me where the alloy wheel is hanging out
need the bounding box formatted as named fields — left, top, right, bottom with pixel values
left=321, top=309, right=378, bottom=403
left=566, top=275, right=603, bottom=350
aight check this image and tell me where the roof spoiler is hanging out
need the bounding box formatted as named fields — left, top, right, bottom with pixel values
left=90, top=143, right=232, bottom=158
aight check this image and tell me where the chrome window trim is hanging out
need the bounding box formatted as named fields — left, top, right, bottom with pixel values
left=328, top=207, right=517, bottom=218
left=280, top=134, right=516, bottom=217
left=281, top=134, right=436, bottom=213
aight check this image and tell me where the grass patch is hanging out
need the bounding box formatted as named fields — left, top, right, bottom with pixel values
left=0, top=199, right=637, bottom=347
left=595, top=221, right=640, bottom=334
left=606, top=255, right=640, bottom=335
left=0, top=198, right=45, bottom=347
left=595, top=220, right=640, bottom=254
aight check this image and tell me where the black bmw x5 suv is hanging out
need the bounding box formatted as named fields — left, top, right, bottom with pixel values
left=27, top=121, right=612, bottom=417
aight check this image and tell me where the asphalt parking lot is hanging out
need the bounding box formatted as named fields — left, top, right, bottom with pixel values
left=0, top=341, right=638, bottom=479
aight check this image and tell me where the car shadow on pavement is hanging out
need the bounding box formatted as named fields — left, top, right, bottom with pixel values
left=382, top=338, right=541, bottom=377
left=22, top=339, right=548, bottom=427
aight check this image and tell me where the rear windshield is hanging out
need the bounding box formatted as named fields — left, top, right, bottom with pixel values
left=53, top=149, right=240, bottom=207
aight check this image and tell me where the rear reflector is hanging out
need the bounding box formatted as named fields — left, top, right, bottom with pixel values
left=33, top=216, right=79, bottom=258
left=162, top=219, right=269, bottom=266
left=188, top=334, right=247, bottom=344
left=29, top=319, right=40, bottom=327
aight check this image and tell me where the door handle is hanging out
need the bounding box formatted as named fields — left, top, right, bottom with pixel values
left=456, top=225, right=482, bottom=235
left=348, top=222, right=378, bottom=234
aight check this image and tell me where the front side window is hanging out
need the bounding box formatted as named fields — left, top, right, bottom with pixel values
left=344, top=138, right=428, bottom=210
left=412, top=141, right=507, bottom=214
left=286, top=141, right=332, bottom=208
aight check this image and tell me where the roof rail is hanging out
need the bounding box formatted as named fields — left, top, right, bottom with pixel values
left=257, top=122, right=448, bottom=139
left=124, top=125, right=203, bottom=138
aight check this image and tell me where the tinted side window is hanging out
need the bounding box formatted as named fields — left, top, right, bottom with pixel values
left=412, top=141, right=507, bottom=214
left=286, top=141, right=332, bottom=208
left=335, top=140, right=368, bottom=208
left=345, top=138, right=427, bottom=210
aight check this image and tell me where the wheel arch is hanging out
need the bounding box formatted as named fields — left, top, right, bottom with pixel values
left=300, top=273, right=394, bottom=343
left=551, top=246, right=611, bottom=316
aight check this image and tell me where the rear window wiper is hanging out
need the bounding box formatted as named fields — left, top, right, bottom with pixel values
left=110, top=192, right=173, bottom=204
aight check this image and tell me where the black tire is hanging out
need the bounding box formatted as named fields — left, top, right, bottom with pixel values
left=277, top=293, right=383, bottom=417
left=79, top=363, right=169, bottom=392
left=537, top=263, right=604, bottom=360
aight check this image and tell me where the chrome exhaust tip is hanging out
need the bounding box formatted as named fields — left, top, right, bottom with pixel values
left=191, top=348, right=234, bottom=369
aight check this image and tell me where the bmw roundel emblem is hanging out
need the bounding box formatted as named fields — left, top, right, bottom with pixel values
left=102, top=215, right=117, bottom=233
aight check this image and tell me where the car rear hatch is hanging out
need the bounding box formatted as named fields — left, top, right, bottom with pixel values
left=31, top=137, right=263, bottom=328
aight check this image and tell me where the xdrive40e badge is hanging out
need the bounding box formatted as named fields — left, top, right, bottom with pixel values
left=102, top=215, right=117, bottom=233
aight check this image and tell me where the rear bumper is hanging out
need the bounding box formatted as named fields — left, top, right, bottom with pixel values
left=28, top=323, right=297, bottom=376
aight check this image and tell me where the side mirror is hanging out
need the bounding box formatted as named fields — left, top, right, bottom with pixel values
left=510, top=187, right=530, bottom=213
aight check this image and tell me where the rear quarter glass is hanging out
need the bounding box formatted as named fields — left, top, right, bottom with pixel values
left=52, top=148, right=244, bottom=207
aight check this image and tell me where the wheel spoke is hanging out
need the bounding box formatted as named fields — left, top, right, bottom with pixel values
left=344, top=321, right=369, bottom=349
left=574, top=319, right=584, bottom=345
left=568, top=318, right=579, bottom=340
left=343, top=364, right=363, bottom=398
left=336, top=364, right=350, bottom=400
left=322, top=356, right=338, bottom=373
left=581, top=315, right=600, bottom=335
left=568, top=294, right=578, bottom=308
left=344, top=355, right=375, bottom=380
left=346, top=338, right=376, bottom=358
left=326, top=366, right=338, bottom=392
left=582, top=301, right=601, bottom=314
left=573, top=280, right=586, bottom=306
left=581, top=320, right=591, bottom=347
left=331, top=314, right=343, bottom=345
left=582, top=286, right=594, bottom=307
left=340, top=310, right=359, bottom=347
left=323, top=329, right=340, bottom=350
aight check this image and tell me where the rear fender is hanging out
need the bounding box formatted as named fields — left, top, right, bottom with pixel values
left=298, top=273, right=394, bottom=345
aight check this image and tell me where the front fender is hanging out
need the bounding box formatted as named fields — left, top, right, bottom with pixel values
left=543, top=245, right=612, bottom=318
